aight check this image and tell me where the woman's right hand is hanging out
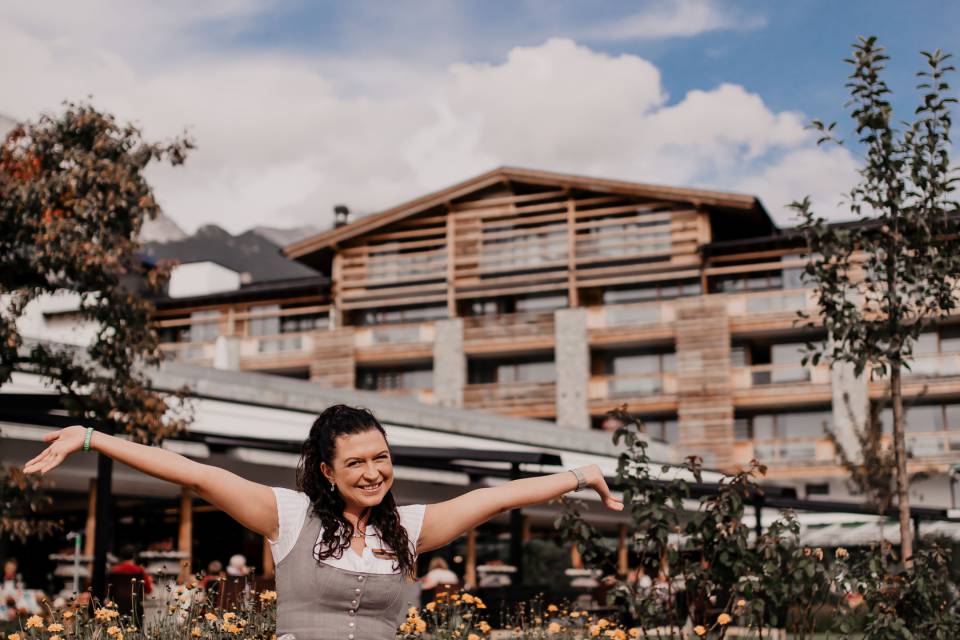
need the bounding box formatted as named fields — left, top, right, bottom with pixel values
left=23, top=425, right=88, bottom=475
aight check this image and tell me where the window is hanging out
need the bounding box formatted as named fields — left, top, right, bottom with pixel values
left=735, top=410, right=831, bottom=440
left=249, top=305, right=280, bottom=337
left=356, top=366, right=433, bottom=391
left=805, top=483, right=829, bottom=496
left=353, top=305, right=448, bottom=326
left=188, top=310, right=220, bottom=342
left=602, top=280, right=701, bottom=304
left=469, top=357, right=556, bottom=385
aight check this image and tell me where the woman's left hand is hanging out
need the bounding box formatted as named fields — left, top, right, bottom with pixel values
left=581, top=464, right=624, bottom=511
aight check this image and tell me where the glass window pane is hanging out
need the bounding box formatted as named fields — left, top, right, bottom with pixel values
left=771, top=343, right=806, bottom=365
left=946, top=404, right=960, bottom=430
left=906, top=405, right=943, bottom=432
left=730, top=346, right=748, bottom=368
left=663, top=420, right=679, bottom=444
left=777, top=411, right=831, bottom=439
left=940, top=326, right=960, bottom=353
left=734, top=418, right=751, bottom=441
left=660, top=352, right=676, bottom=373
left=753, top=415, right=775, bottom=440
left=612, top=354, right=660, bottom=375
left=915, top=332, right=939, bottom=354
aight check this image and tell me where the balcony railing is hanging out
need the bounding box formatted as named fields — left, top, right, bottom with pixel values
left=463, top=380, right=556, bottom=412
left=589, top=372, right=677, bottom=399
left=734, top=437, right=835, bottom=465
left=587, top=301, right=674, bottom=330
left=354, top=322, right=435, bottom=347
left=905, top=352, right=960, bottom=378
left=463, top=312, right=555, bottom=343
left=159, top=341, right=216, bottom=363
left=732, top=363, right=831, bottom=389
left=726, top=288, right=815, bottom=317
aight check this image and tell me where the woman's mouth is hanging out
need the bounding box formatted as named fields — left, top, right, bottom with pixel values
left=358, top=481, right=383, bottom=494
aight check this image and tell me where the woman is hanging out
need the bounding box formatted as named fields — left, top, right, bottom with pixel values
left=24, top=405, right=622, bottom=640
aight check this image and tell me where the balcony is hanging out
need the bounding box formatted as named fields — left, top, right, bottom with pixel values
left=586, top=301, right=674, bottom=345
left=732, top=437, right=836, bottom=471
left=463, top=381, right=556, bottom=418
left=463, top=312, right=555, bottom=354
left=727, top=289, right=817, bottom=333
left=354, top=322, right=435, bottom=363
left=159, top=341, right=216, bottom=364
left=731, top=363, right=832, bottom=406
left=870, top=351, right=960, bottom=398
left=588, top=372, right=678, bottom=414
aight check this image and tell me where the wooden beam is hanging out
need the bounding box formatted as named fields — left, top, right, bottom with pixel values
left=84, top=478, right=96, bottom=577
left=617, top=524, right=628, bottom=576
left=465, top=528, right=477, bottom=590
left=331, top=252, right=344, bottom=329
left=446, top=205, right=457, bottom=317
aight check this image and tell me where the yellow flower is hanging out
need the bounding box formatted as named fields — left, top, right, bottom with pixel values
left=48, top=623, right=64, bottom=632
left=435, top=591, right=447, bottom=599
left=589, top=625, right=601, bottom=637
left=836, top=548, right=849, bottom=559
left=468, top=635, right=481, bottom=640
left=462, top=593, right=475, bottom=604
left=476, top=601, right=487, bottom=609
left=425, top=602, right=436, bottom=611
left=450, top=594, right=460, bottom=602
left=62, top=611, right=74, bottom=619
left=408, top=606, right=419, bottom=617
left=606, top=630, right=627, bottom=640
left=399, top=623, right=411, bottom=634
left=204, top=612, right=218, bottom=622
left=220, top=623, right=240, bottom=634
left=415, top=619, right=427, bottom=633
left=598, top=618, right=610, bottom=629
left=570, top=611, right=580, bottom=618
left=26, top=616, right=43, bottom=629
left=735, top=599, right=747, bottom=609
left=547, top=622, right=562, bottom=634
left=107, top=626, right=122, bottom=636
left=223, top=612, right=237, bottom=621
left=50, top=636, right=62, bottom=640
left=629, top=629, right=640, bottom=639
left=191, top=627, right=202, bottom=638
left=694, top=626, right=707, bottom=637
left=479, top=621, right=491, bottom=634
left=259, top=590, right=277, bottom=602
left=7, top=634, right=20, bottom=640
left=546, top=604, right=559, bottom=612
left=95, top=609, right=120, bottom=621
left=717, top=613, right=732, bottom=625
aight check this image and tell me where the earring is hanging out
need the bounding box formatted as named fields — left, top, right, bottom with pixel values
left=329, top=480, right=336, bottom=491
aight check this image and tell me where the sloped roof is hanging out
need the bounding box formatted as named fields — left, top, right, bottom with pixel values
left=283, top=166, right=770, bottom=260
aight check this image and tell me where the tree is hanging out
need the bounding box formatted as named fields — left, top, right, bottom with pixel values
left=0, top=102, right=193, bottom=592
left=792, top=37, right=960, bottom=567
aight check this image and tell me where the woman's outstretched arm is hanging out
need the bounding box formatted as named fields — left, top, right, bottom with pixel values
left=416, top=464, right=621, bottom=553
left=23, top=426, right=279, bottom=540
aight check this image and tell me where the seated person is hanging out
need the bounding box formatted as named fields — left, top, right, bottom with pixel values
left=420, top=556, right=459, bottom=590
left=109, top=545, right=153, bottom=595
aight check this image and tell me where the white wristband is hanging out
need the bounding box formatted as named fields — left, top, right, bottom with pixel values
left=570, top=468, right=588, bottom=492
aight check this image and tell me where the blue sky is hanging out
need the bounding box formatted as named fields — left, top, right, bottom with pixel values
left=1, top=1, right=956, bottom=233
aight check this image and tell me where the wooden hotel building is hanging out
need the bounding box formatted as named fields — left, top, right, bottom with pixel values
left=153, top=167, right=960, bottom=506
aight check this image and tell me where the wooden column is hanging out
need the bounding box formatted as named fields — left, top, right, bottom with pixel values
left=465, top=528, right=477, bottom=591
left=617, top=525, right=628, bottom=576
left=262, top=536, right=275, bottom=578
left=84, top=479, right=97, bottom=556
left=521, top=515, right=532, bottom=543
left=178, top=488, right=192, bottom=582
left=565, top=197, right=579, bottom=307
left=331, top=252, right=344, bottom=329
left=445, top=205, right=457, bottom=317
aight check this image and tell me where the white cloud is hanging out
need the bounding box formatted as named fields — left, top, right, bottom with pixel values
left=0, top=5, right=855, bottom=235
left=586, top=0, right=766, bottom=41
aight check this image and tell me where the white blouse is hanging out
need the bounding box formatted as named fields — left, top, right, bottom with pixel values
left=270, top=488, right=426, bottom=574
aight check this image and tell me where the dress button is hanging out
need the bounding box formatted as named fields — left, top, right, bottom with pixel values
left=357, top=575, right=364, bottom=582
left=349, top=622, right=355, bottom=628
left=355, top=587, right=362, bottom=594
left=351, top=600, right=357, bottom=606
left=348, top=610, right=355, bottom=616
left=348, top=635, right=354, bottom=640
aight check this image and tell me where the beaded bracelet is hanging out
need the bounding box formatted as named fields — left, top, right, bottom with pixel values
left=82, top=427, right=94, bottom=452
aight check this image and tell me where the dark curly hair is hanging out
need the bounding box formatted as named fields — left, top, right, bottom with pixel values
left=295, top=404, right=415, bottom=576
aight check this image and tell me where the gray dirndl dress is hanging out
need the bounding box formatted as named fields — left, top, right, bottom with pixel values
left=276, top=512, right=411, bottom=640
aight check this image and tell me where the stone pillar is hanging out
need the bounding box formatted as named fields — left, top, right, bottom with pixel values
left=213, top=335, right=241, bottom=370
left=831, top=360, right=869, bottom=461
left=555, top=308, right=590, bottom=429
left=433, top=318, right=465, bottom=408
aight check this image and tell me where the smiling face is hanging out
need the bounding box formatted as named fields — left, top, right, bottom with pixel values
left=320, top=428, right=394, bottom=513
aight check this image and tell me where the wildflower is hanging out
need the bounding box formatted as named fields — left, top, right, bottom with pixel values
left=468, top=635, right=481, bottom=640
left=408, top=607, right=418, bottom=617
left=95, top=608, right=120, bottom=621
left=589, top=625, right=601, bottom=637
left=204, top=613, right=218, bottom=622
left=26, top=616, right=43, bottom=629
left=717, top=613, right=732, bottom=625
left=62, top=611, right=74, bottom=619
left=476, top=600, right=486, bottom=609
left=223, top=612, right=237, bottom=621
left=399, top=623, right=411, bottom=634
left=8, top=634, right=21, bottom=640
left=547, top=622, right=562, bottom=634
left=425, top=602, right=436, bottom=612
left=50, top=636, right=62, bottom=640
left=191, top=627, right=201, bottom=638
left=479, top=621, right=492, bottom=634
left=736, top=599, right=747, bottom=609
left=607, top=630, right=627, bottom=640
left=694, top=626, right=707, bottom=637
left=629, top=629, right=640, bottom=639
left=259, top=590, right=277, bottom=602
left=48, top=623, right=64, bottom=632
left=836, top=548, right=849, bottom=559
left=107, top=626, right=122, bottom=636
left=451, top=594, right=460, bottom=602
left=435, top=592, right=448, bottom=599
left=462, top=593, right=475, bottom=604
left=570, top=611, right=581, bottom=618
left=415, top=619, right=426, bottom=633
left=814, top=548, right=824, bottom=561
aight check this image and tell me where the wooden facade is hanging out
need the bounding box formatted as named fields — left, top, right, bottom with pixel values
left=154, top=167, right=960, bottom=485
